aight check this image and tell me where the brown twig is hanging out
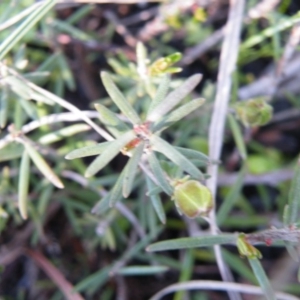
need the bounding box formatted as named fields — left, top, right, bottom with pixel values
left=25, top=248, right=84, bottom=300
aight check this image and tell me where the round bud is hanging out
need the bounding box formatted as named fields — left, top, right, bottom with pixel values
left=173, top=179, right=213, bottom=218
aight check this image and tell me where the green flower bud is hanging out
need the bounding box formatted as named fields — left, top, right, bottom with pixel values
left=234, top=98, right=273, bottom=127
left=172, top=179, right=213, bottom=218
left=237, top=233, right=262, bottom=259
left=149, top=53, right=182, bottom=76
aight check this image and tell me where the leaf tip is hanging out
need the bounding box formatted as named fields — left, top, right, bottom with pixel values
left=84, top=171, right=92, bottom=178
left=65, top=154, right=71, bottom=160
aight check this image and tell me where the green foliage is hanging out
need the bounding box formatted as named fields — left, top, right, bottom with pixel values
left=1, top=1, right=300, bottom=300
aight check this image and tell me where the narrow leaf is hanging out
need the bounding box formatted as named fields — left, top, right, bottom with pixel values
left=39, top=124, right=90, bottom=145
left=100, top=72, right=141, bottom=125
left=287, top=157, right=300, bottom=224
left=148, top=151, right=173, bottom=196
left=18, top=150, right=30, bottom=219
left=0, top=88, right=8, bottom=128
left=147, top=234, right=237, bottom=252
left=248, top=258, right=276, bottom=300
left=91, top=193, right=110, bottom=215
left=3, top=76, right=32, bottom=99
left=110, top=166, right=127, bottom=207
left=228, top=114, right=247, bottom=159
left=23, top=141, right=64, bottom=189
left=150, top=135, right=204, bottom=180
left=154, top=98, right=205, bottom=132
left=285, top=241, right=299, bottom=262
left=146, top=176, right=166, bottom=224
left=174, top=147, right=210, bottom=164
left=0, top=142, right=24, bottom=162
left=147, top=74, right=170, bottom=116
left=117, top=265, right=168, bottom=276
left=65, top=142, right=111, bottom=160
left=57, top=53, right=76, bottom=91
left=0, top=0, right=56, bottom=60
left=147, top=74, right=202, bottom=122
left=85, top=130, right=136, bottom=178
left=74, top=266, right=110, bottom=293
left=123, top=142, right=145, bottom=198
left=19, top=97, right=39, bottom=120
left=217, top=165, right=246, bottom=225
left=95, top=103, right=130, bottom=138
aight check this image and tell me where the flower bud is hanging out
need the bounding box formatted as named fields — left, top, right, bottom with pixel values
left=149, top=53, right=182, bottom=76
left=173, top=179, right=213, bottom=218
left=234, top=98, right=273, bottom=127
left=237, top=233, right=262, bottom=259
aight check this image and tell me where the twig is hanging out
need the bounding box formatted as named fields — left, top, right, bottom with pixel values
left=246, top=227, right=300, bottom=245
left=180, top=0, right=281, bottom=66
left=206, top=1, right=245, bottom=300
left=247, top=0, right=281, bottom=20
left=238, top=22, right=300, bottom=100
left=103, top=10, right=138, bottom=48
left=218, top=168, right=293, bottom=187
left=180, top=28, right=224, bottom=66
left=149, top=280, right=299, bottom=300
left=25, top=249, right=84, bottom=300
left=121, top=6, right=158, bottom=26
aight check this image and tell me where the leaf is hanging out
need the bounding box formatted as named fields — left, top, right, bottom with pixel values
left=116, top=265, right=168, bottom=276
left=217, top=165, right=246, bottom=225
left=65, top=142, right=112, bottom=160
left=174, top=147, right=210, bottom=164
left=0, top=88, right=8, bottom=128
left=74, top=266, right=110, bottom=293
left=154, top=98, right=205, bottom=132
left=148, top=152, right=173, bottom=196
left=39, top=124, right=90, bottom=145
left=150, top=135, right=204, bottom=180
left=222, top=249, right=257, bottom=284
left=286, top=157, right=300, bottom=224
left=23, top=141, right=64, bottom=189
left=85, top=130, right=136, bottom=178
left=109, top=166, right=127, bottom=207
left=19, top=97, right=39, bottom=120
left=147, top=74, right=170, bottom=116
left=3, top=76, right=53, bottom=105
left=57, top=53, right=76, bottom=91
left=136, top=41, right=147, bottom=78
left=123, top=142, right=145, bottom=198
left=147, top=234, right=237, bottom=252
left=284, top=241, right=299, bottom=262
left=228, top=114, right=247, bottom=159
left=18, top=150, right=30, bottom=220
left=0, top=0, right=57, bottom=60
left=52, top=19, right=93, bottom=42
left=248, top=258, right=276, bottom=300
left=3, top=76, right=32, bottom=100
left=95, top=103, right=130, bottom=138
left=147, top=74, right=202, bottom=122
left=146, top=176, right=166, bottom=224
left=91, top=193, right=110, bottom=215
left=100, top=72, right=141, bottom=125
left=0, top=142, right=24, bottom=162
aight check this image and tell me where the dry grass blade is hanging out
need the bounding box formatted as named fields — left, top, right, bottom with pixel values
left=26, top=249, right=84, bottom=300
